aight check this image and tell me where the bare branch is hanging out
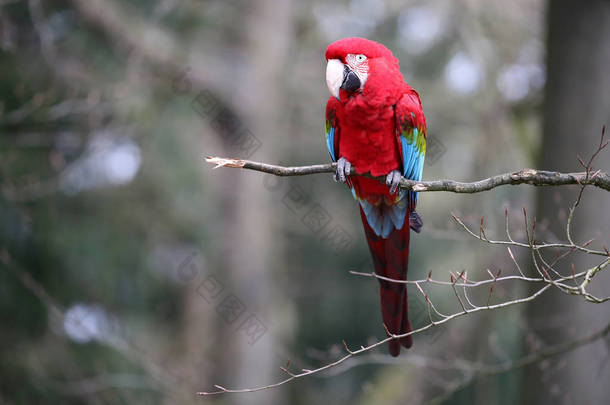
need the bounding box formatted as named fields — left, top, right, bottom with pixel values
left=197, top=284, right=553, bottom=396
left=198, top=132, right=610, bottom=396
left=204, top=157, right=610, bottom=193
left=451, top=213, right=607, bottom=256
left=426, top=321, right=610, bottom=405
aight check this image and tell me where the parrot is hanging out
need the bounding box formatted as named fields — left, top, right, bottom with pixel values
left=324, top=37, right=426, bottom=356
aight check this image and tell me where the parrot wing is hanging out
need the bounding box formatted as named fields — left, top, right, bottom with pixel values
left=325, top=97, right=341, bottom=162
left=395, top=90, right=427, bottom=210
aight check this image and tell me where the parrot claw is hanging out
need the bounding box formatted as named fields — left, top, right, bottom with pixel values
left=386, top=170, right=402, bottom=194
left=334, top=157, right=352, bottom=183
left=409, top=211, right=423, bottom=233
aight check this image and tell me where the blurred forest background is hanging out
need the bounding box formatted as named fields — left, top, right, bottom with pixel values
left=1, top=0, right=609, bottom=404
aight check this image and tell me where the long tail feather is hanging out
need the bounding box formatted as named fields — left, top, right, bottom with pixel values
left=360, top=207, right=412, bottom=356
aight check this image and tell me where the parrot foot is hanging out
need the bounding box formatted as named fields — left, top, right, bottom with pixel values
left=385, top=170, right=402, bottom=194
left=409, top=211, right=423, bottom=233
left=333, top=157, right=352, bottom=183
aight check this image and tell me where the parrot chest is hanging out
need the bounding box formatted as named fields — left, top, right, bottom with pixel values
left=339, top=123, right=400, bottom=178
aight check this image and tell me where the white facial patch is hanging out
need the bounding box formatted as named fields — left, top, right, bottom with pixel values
left=345, top=53, right=369, bottom=87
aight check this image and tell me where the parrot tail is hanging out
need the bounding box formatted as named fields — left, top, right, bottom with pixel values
left=359, top=206, right=413, bottom=357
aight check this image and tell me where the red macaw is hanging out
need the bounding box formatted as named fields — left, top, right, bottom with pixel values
left=324, top=38, right=426, bottom=356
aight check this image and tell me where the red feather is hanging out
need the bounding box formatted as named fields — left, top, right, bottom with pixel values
left=359, top=207, right=413, bottom=356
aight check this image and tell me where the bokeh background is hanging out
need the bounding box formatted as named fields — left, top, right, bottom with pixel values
left=1, top=0, right=609, bottom=404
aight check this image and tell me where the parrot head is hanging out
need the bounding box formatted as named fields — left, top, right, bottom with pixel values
left=325, top=37, right=402, bottom=102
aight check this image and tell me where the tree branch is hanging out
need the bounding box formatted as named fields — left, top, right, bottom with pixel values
left=425, top=321, right=610, bottom=405
left=198, top=131, right=609, bottom=396
left=197, top=284, right=554, bottom=396
left=204, top=157, right=610, bottom=193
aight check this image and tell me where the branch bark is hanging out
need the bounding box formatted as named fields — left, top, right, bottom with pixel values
left=205, top=157, right=610, bottom=193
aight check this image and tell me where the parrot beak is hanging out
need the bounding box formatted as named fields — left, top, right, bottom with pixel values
left=326, top=59, right=363, bottom=101
left=326, top=59, right=344, bottom=101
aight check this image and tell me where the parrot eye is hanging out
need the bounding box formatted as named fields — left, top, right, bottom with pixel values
left=355, top=54, right=367, bottom=63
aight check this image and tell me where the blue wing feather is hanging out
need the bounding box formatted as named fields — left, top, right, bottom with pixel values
left=326, top=126, right=336, bottom=162
left=396, top=93, right=427, bottom=210
left=325, top=98, right=340, bottom=163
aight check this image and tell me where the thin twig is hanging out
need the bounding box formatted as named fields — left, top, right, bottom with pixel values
left=197, top=285, right=553, bottom=396
left=426, top=321, right=610, bottom=405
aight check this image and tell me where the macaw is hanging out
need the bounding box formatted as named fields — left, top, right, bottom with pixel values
left=324, top=38, right=426, bottom=356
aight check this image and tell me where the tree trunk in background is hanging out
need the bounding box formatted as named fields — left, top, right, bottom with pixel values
left=221, top=1, right=294, bottom=405
left=524, top=1, right=610, bottom=404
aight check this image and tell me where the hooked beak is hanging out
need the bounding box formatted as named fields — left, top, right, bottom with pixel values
left=326, top=59, right=362, bottom=101
left=326, top=59, right=344, bottom=101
